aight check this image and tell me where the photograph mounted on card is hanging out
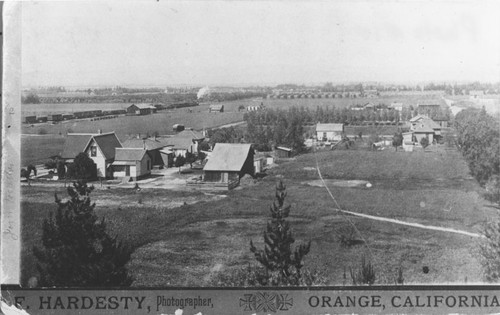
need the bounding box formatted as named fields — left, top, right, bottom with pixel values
left=2, top=0, right=500, bottom=297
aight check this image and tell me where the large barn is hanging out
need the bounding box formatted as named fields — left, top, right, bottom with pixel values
left=203, top=143, right=254, bottom=189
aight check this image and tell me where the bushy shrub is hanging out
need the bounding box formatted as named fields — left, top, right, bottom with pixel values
left=33, top=181, right=133, bottom=287
left=209, top=264, right=327, bottom=287
left=480, top=214, right=500, bottom=282
left=484, top=175, right=500, bottom=206
left=349, top=256, right=376, bottom=285
left=66, top=153, right=97, bottom=180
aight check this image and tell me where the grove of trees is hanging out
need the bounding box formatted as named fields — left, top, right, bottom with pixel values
left=455, top=108, right=500, bottom=282
left=455, top=108, right=499, bottom=186
left=244, top=107, right=307, bottom=152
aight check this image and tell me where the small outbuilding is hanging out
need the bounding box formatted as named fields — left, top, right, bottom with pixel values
left=275, top=146, right=292, bottom=158
left=208, top=104, right=224, bottom=113
left=127, top=104, right=157, bottom=115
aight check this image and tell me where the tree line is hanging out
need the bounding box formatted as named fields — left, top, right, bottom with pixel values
left=455, top=108, right=500, bottom=188
left=456, top=109, right=500, bottom=282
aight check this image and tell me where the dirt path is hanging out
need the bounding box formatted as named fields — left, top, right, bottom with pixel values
left=313, top=155, right=483, bottom=239
left=334, top=207, right=482, bottom=238
left=215, top=120, right=245, bottom=129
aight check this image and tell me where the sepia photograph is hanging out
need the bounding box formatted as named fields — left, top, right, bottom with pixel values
left=7, top=0, right=500, bottom=294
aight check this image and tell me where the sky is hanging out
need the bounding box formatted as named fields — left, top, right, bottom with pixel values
left=21, top=0, right=500, bottom=87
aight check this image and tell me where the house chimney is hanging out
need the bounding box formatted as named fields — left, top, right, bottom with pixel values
left=143, top=139, right=146, bottom=150
left=98, top=129, right=102, bottom=134
left=136, top=133, right=141, bottom=139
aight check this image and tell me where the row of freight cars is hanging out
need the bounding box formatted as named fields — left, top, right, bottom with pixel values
left=24, top=109, right=128, bottom=124
left=24, top=101, right=199, bottom=124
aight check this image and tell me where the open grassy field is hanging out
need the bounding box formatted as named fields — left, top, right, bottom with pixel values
left=20, top=142, right=496, bottom=286
left=21, top=134, right=66, bottom=166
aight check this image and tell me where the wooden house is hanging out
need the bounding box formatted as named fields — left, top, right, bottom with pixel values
left=122, top=136, right=168, bottom=168
left=112, top=148, right=152, bottom=180
left=316, top=123, right=345, bottom=142
left=60, top=131, right=122, bottom=178
left=203, top=143, right=254, bottom=189
left=161, top=129, right=205, bottom=157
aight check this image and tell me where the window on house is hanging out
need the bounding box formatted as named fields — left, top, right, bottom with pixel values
left=147, top=160, right=150, bottom=170
left=90, top=146, right=97, bottom=157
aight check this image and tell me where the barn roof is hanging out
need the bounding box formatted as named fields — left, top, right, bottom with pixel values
left=316, top=123, right=344, bottom=132
left=114, top=148, right=148, bottom=161
left=203, top=143, right=252, bottom=172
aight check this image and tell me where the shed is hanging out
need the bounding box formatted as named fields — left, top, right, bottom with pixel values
left=275, top=146, right=292, bottom=158
left=203, top=143, right=254, bottom=189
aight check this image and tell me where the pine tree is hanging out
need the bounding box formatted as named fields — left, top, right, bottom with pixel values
left=33, top=181, right=133, bottom=287
left=250, top=180, right=311, bottom=285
